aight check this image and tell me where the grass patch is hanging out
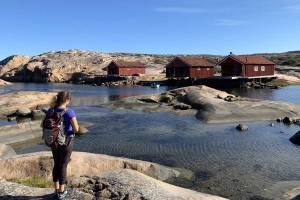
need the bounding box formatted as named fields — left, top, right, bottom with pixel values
left=9, top=176, right=53, bottom=188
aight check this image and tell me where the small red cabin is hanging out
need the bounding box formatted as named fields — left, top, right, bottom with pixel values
left=219, top=55, right=275, bottom=77
left=165, top=56, right=215, bottom=79
left=106, top=60, right=146, bottom=76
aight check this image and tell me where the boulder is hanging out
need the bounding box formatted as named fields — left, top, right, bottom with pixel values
left=224, top=95, right=236, bottom=102
left=173, top=103, right=192, bottom=110
left=7, top=116, right=16, bottom=122
left=16, top=108, right=32, bottom=117
left=236, top=124, right=249, bottom=131
left=283, top=117, right=292, bottom=125
left=160, top=94, right=174, bottom=103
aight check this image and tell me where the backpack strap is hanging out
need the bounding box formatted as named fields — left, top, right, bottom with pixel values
left=60, top=109, right=67, bottom=116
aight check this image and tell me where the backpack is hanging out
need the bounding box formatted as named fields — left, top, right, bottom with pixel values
left=42, top=109, right=67, bottom=148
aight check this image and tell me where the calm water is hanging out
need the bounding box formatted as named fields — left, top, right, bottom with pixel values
left=4, top=83, right=300, bottom=200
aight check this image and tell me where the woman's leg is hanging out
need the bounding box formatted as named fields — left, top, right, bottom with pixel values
left=59, top=138, right=73, bottom=192
left=51, top=147, right=61, bottom=191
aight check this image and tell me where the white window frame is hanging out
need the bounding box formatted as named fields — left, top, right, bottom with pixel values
left=261, top=66, right=265, bottom=72
left=254, top=66, right=259, bottom=72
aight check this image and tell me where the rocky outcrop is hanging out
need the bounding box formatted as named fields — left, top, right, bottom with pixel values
left=0, top=50, right=175, bottom=83
left=0, top=55, right=31, bottom=78
left=104, top=85, right=300, bottom=123
left=0, top=152, right=227, bottom=200
left=0, top=79, right=11, bottom=86
left=0, top=91, right=56, bottom=119
left=70, top=169, right=227, bottom=200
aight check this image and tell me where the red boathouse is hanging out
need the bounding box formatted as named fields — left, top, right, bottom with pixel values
left=219, top=55, right=275, bottom=78
left=165, top=56, right=215, bottom=79
left=106, top=60, right=146, bottom=76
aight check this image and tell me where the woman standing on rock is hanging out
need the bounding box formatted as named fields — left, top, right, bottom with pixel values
left=44, top=91, right=79, bottom=199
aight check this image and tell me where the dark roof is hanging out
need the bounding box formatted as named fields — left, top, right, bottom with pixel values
left=109, top=60, right=146, bottom=68
left=167, top=56, right=214, bottom=68
left=220, top=55, right=275, bottom=65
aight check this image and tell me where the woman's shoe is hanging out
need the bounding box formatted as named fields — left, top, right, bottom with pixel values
left=58, top=189, right=68, bottom=199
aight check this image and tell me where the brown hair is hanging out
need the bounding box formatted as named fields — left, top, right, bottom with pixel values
left=53, top=91, right=72, bottom=108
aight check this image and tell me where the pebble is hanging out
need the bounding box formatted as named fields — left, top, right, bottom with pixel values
left=236, top=124, right=249, bottom=131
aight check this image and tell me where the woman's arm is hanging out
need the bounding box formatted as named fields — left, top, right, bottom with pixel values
left=70, top=117, right=80, bottom=133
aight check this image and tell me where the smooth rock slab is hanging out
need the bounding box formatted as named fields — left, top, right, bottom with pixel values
left=0, top=151, right=180, bottom=182
left=95, top=169, right=228, bottom=200
left=0, top=91, right=56, bottom=119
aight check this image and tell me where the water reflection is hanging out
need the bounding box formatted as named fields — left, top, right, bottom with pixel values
left=228, top=85, right=300, bottom=104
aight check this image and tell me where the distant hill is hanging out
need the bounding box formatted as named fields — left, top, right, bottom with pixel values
left=0, top=49, right=299, bottom=83
left=255, top=51, right=300, bottom=67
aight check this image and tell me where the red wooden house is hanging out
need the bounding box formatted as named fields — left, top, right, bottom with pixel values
left=106, top=60, right=146, bottom=76
left=165, top=56, right=215, bottom=79
left=219, top=55, right=275, bottom=77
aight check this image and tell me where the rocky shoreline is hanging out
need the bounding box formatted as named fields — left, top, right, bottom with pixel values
left=0, top=91, right=56, bottom=120
left=0, top=152, right=227, bottom=200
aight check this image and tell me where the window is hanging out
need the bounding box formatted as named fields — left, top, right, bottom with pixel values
left=261, top=66, right=265, bottom=71
left=254, top=66, right=259, bottom=71
left=207, top=68, right=210, bottom=71
left=197, top=67, right=201, bottom=71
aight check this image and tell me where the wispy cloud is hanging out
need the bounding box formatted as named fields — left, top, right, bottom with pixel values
left=214, top=19, right=247, bottom=27
left=154, top=7, right=206, bottom=14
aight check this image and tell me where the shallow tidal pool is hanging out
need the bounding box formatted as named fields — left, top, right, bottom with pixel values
left=16, top=107, right=300, bottom=200
left=5, top=83, right=300, bottom=200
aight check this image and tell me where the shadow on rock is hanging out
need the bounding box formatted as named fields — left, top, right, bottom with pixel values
left=291, top=194, right=300, bottom=200
left=0, top=194, right=55, bottom=200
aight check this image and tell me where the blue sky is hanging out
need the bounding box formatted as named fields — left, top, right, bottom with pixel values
left=0, top=0, right=299, bottom=59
